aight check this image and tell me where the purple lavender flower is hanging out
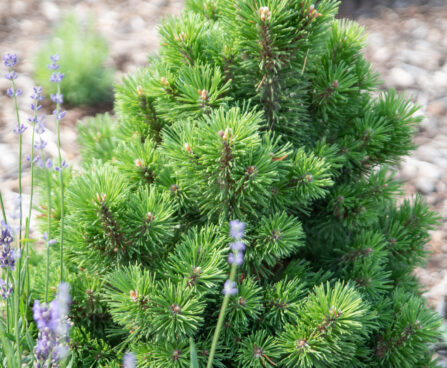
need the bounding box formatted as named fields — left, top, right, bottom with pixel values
left=30, top=86, right=44, bottom=101
left=0, top=243, right=17, bottom=270
left=33, top=282, right=71, bottom=366
left=229, top=220, right=245, bottom=240
left=3, top=53, right=18, bottom=68
left=0, top=221, right=14, bottom=245
left=50, top=54, right=60, bottom=63
left=50, top=72, right=64, bottom=83
left=7, top=87, right=22, bottom=97
left=34, top=137, right=47, bottom=150
left=31, top=103, right=42, bottom=111
left=228, top=251, right=244, bottom=266
left=47, top=63, right=60, bottom=70
left=5, top=71, right=17, bottom=80
left=35, top=120, right=46, bottom=135
left=123, top=352, right=137, bottom=368
left=53, top=109, right=66, bottom=120
left=46, top=159, right=53, bottom=169
left=13, top=124, right=27, bottom=134
left=55, top=160, right=68, bottom=172
left=222, top=280, right=238, bottom=296
left=43, top=232, right=56, bottom=246
left=230, top=241, right=246, bottom=252
left=50, top=93, right=63, bottom=104
left=0, top=278, right=13, bottom=299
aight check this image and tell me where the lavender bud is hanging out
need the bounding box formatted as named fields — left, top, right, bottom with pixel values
left=31, top=103, right=42, bottom=111
left=222, top=280, right=238, bottom=296
left=228, top=251, right=244, bottom=266
left=4, top=71, right=17, bottom=80
left=123, top=352, right=137, bottom=368
left=229, top=220, right=245, bottom=240
left=50, top=93, right=63, bottom=104
left=13, top=124, right=27, bottom=134
left=53, top=110, right=66, bottom=120
left=0, top=278, right=13, bottom=299
left=46, top=159, right=53, bottom=169
left=50, top=72, right=64, bottom=83
left=49, top=54, right=60, bottom=63
left=47, top=63, right=60, bottom=70
left=230, top=241, right=246, bottom=252
left=3, top=53, right=18, bottom=68
left=30, top=86, right=44, bottom=101
left=34, top=137, right=47, bottom=150
left=6, top=87, right=22, bottom=97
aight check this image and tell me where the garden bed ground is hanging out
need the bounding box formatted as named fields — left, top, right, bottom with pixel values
left=1, top=0, right=447, bottom=363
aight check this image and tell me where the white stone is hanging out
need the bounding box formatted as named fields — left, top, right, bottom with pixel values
left=40, top=1, right=60, bottom=22
left=389, top=67, right=415, bottom=88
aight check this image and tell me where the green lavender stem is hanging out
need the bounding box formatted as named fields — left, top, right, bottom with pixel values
left=44, top=169, right=52, bottom=303
left=24, top=107, right=37, bottom=297
left=55, top=84, right=65, bottom=283
left=0, top=191, right=7, bottom=224
left=206, top=263, right=237, bottom=368
left=10, top=75, right=22, bottom=368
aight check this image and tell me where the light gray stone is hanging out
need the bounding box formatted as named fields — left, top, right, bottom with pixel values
left=389, top=67, right=415, bottom=88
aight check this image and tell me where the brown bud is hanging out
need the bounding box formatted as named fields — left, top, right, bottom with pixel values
left=130, top=290, right=138, bottom=302
left=170, top=184, right=180, bottom=193
left=171, top=350, right=182, bottom=361
left=217, top=130, right=225, bottom=138
left=134, top=158, right=144, bottom=168
left=246, top=166, right=256, bottom=175
left=222, top=127, right=231, bottom=141
left=296, top=338, right=308, bottom=350
left=184, top=143, right=192, bottom=154
left=170, top=304, right=182, bottom=314
left=253, top=346, right=264, bottom=358
left=332, top=80, right=339, bottom=88
left=259, top=6, right=271, bottom=21
left=146, top=212, right=154, bottom=222
left=198, top=89, right=208, bottom=101
left=136, top=85, right=144, bottom=96
left=306, top=174, right=313, bottom=182
left=161, top=76, right=169, bottom=86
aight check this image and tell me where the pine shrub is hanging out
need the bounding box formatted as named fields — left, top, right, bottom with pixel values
left=35, top=0, right=442, bottom=366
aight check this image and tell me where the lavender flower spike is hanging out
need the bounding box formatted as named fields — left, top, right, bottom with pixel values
left=33, top=282, right=72, bottom=366
left=123, top=352, right=137, bottom=368
left=222, top=280, right=238, bottom=296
